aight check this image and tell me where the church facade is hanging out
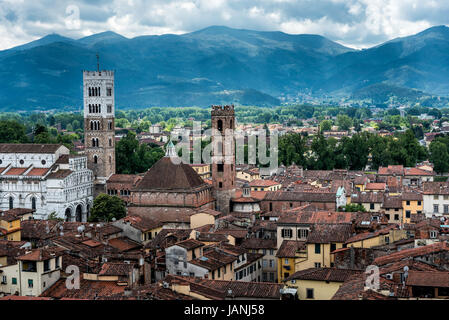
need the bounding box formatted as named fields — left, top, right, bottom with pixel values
left=0, top=144, right=93, bottom=221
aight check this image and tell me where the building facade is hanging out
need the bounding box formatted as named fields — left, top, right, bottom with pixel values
left=0, top=144, right=93, bottom=221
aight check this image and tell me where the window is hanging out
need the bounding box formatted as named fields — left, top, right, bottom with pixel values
left=315, top=244, right=321, bottom=254
left=434, top=205, right=439, bottom=213
left=406, top=200, right=410, bottom=206
left=107, top=104, right=112, bottom=113
left=385, top=214, right=390, bottom=220
left=1, top=276, right=6, bottom=284
left=28, top=279, right=33, bottom=288
left=385, top=236, right=390, bottom=244
left=417, top=201, right=422, bottom=206
left=314, top=262, right=321, bottom=268
left=283, top=272, right=289, bottom=279
left=31, top=197, right=36, bottom=210
left=445, top=205, right=449, bottom=214
left=12, top=277, right=17, bottom=285
left=217, top=163, right=224, bottom=172
left=281, top=229, right=292, bottom=238
left=370, top=203, right=375, bottom=210
left=284, top=258, right=289, bottom=265
left=394, top=214, right=399, bottom=221
left=330, top=243, right=336, bottom=252
left=306, top=289, right=314, bottom=299
left=219, top=182, right=222, bottom=188
left=107, top=88, right=112, bottom=96
left=44, top=260, right=50, bottom=272
left=434, top=195, right=439, bottom=200
left=430, top=230, right=437, bottom=239
left=94, top=155, right=98, bottom=164
left=298, top=229, right=308, bottom=239
left=217, top=119, right=223, bottom=132
left=269, top=202, right=273, bottom=211
left=9, top=196, right=13, bottom=209
left=41, top=160, right=46, bottom=165
left=406, top=211, right=411, bottom=218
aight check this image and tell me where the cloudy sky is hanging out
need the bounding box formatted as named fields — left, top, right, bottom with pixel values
left=0, top=0, right=448, bottom=50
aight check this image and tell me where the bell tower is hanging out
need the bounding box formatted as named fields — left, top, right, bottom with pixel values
left=211, top=105, right=236, bottom=214
left=83, top=62, right=116, bottom=196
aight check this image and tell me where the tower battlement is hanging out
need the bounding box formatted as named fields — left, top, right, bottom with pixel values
left=211, top=105, right=235, bottom=116
left=83, top=70, right=114, bottom=78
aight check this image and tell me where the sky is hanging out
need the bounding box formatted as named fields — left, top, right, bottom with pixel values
left=0, top=0, right=448, bottom=50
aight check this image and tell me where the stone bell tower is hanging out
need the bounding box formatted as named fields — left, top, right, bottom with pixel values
left=83, top=59, right=116, bottom=196
left=211, top=105, right=236, bottom=214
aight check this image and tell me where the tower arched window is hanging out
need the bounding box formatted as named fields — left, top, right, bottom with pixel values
left=93, top=155, right=98, bottom=164
left=92, top=138, right=96, bottom=147
left=217, top=119, right=223, bottom=132
left=9, top=196, right=13, bottom=210
left=109, top=138, right=112, bottom=147
left=99, top=105, right=101, bottom=113
left=90, top=121, right=93, bottom=130
left=88, top=88, right=91, bottom=96
left=31, top=197, right=36, bottom=210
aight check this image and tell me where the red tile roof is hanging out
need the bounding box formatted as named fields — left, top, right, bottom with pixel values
left=406, top=271, right=449, bottom=287
left=374, top=242, right=449, bottom=266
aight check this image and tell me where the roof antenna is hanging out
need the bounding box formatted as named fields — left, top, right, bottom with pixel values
left=96, top=53, right=100, bottom=72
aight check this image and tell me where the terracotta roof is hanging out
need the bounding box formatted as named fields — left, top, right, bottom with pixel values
left=406, top=271, right=449, bottom=287
left=133, top=156, right=207, bottom=191
left=120, top=215, right=162, bottom=232
left=374, top=242, right=449, bottom=266
left=405, top=168, right=434, bottom=176
left=98, top=262, right=133, bottom=276
left=278, top=210, right=353, bottom=225
left=402, top=192, right=423, bottom=201
left=307, top=224, right=353, bottom=243
left=351, top=192, right=384, bottom=203
left=164, top=275, right=282, bottom=299
left=423, top=182, right=449, bottom=195
left=249, top=179, right=280, bottom=187
left=0, top=144, right=64, bottom=154
left=17, top=247, right=64, bottom=261
left=108, top=237, right=142, bottom=252
left=366, top=183, right=386, bottom=190
left=382, top=196, right=402, bottom=209
left=26, top=168, right=50, bottom=176
left=276, top=240, right=306, bottom=258
left=4, top=167, right=28, bottom=176
left=173, top=238, right=204, bottom=250
left=107, top=174, right=142, bottom=184
left=345, top=225, right=397, bottom=244
left=40, top=278, right=126, bottom=299
left=264, top=190, right=336, bottom=202
left=378, top=165, right=404, bottom=175
left=284, top=268, right=362, bottom=282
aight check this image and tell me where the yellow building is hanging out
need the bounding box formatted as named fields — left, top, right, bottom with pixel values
left=276, top=240, right=307, bottom=283
left=249, top=179, right=281, bottom=192
left=283, top=268, right=362, bottom=300
left=402, top=192, right=423, bottom=224
left=295, top=224, right=352, bottom=271
left=189, top=164, right=211, bottom=180
left=0, top=212, right=21, bottom=241
left=236, top=168, right=260, bottom=182
left=345, top=226, right=407, bottom=248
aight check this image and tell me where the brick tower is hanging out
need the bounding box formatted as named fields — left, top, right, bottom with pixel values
left=211, top=105, right=236, bottom=214
left=83, top=65, right=116, bottom=196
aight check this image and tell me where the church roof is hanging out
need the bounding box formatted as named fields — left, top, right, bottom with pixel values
left=0, top=144, right=64, bottom=154
left=133, top=156, right=207, bottom=191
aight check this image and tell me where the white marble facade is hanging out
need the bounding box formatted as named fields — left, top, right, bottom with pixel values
left=0, top=144, right=93, bottom=221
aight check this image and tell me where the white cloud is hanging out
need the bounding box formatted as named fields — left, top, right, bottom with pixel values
left=0, top=0, right=448, bottom=50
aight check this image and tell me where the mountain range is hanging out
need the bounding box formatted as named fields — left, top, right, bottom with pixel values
left=1, top=25, right=449, bottom=111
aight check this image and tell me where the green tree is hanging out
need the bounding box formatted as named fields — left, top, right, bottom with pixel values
left=336, top=114, right=353, bottom=131
left=89, top=194, right=126, bottom=222
left=0, top=120, right=29, bottom=143
left=319, top=120, right=332, bottom=133
left=339, top=203, right=366, bottom=212
left=430, top=141, right=449, bottom=174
